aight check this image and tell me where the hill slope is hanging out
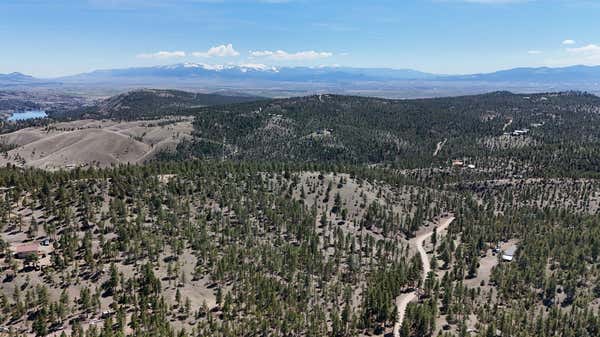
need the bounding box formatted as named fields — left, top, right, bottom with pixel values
left=52, top=89, right=263, bottom=120
left=0, top=118, right=193, bottom=169
left=180, top=91, right=600, bottom=173
left=1, top=91, right=600, bottom=337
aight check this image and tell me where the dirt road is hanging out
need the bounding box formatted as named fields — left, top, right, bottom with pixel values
left=433, top=138, right=447, bottom=157
left=393, top=215, right=455, bottom=337
left=502, top=118, right=513, bottom=131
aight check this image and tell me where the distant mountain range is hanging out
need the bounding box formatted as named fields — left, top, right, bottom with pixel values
left=56, top=63, right=600, bottom=83
left=0, top=72, right=38, bottom=84
left=444, top=65, right=600, bottom=82
left=2, top=64, right=600, bottom=97
left=56, top=63, right=437, bottom=83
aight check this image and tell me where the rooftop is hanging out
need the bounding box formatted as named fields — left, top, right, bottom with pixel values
left=13, top=243, right=39, bottom=254
left=503, top=245, right=518, bottom=256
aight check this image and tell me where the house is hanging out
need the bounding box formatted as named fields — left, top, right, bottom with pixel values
left=452, top=160, right=464, bottom=167
left=512, top=129, right=529, bottom=136
left=13, top=243, right=40, bottom=259
left=501, top=245, right=517, bottom=262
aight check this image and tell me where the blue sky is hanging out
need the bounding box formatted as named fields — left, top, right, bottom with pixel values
left=1, top=0, right=600, bottom=77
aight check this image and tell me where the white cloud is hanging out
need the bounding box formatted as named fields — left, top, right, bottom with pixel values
left=249, top=50, right=333, bottom=61
left=562, top=39, right=576, bottom=45
left=566, top=44, right=600, bottom=59
left=527, top=50, right=542, bottom=55
left=546, top=43, right=600, bottom=67
left=136, top=51, right=186, bottom=59
left=192, top=44, right=240, bottom=58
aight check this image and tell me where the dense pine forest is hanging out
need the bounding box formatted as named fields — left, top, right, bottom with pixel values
left=1, top=91, right=600, bottom=337
left=179, top=91, right=600, bottom=175
left=48, top=90, right=263, bottom=121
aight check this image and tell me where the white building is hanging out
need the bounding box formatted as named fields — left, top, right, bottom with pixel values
left=502, top=245, right=517, bottom=262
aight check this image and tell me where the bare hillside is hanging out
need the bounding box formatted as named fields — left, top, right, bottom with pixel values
left=0, top=118, right=193, bottom=170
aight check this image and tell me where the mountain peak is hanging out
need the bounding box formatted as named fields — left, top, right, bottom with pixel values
left=0, top=72, right=34, bottom=80
left=158, top=63, right=280, bottom=73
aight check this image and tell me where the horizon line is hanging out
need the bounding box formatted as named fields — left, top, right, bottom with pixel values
left=3, top=63, right=599, bottom=80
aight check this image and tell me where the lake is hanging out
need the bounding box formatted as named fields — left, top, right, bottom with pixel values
left=8, top=110, right=48, bottom=121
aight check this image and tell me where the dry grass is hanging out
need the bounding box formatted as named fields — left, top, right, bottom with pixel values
left=0, top=118, right=193, bottom=170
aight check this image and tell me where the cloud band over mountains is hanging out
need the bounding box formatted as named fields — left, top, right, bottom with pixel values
left=137, top=44, right=333, bottom=62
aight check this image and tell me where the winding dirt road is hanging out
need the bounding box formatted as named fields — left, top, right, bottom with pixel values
left=433, top=138, right=447, bottom=157
left=502, top=117, right=513, bottom=131
left=393, top=215, right=455, bottom=337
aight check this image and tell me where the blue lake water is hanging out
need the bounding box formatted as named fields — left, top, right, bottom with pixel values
left=8, top=110, right=48, bottom=121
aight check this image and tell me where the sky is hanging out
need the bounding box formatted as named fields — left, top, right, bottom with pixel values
left=1, top=0, right=600, bottom=77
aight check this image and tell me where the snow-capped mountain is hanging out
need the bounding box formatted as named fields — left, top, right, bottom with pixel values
left=159, top=63, right=279, bottom=72
left=3, top=64, right=600, bottom=98
left=56, top=63, right=436, bottom=84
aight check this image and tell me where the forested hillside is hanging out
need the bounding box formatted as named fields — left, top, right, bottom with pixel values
left=0, top=161, right=599, bottom=337
left=1, top=91, right=600, bottom=337
left=181, top=91, right=600, bottom=176
left=49, top=89, right=263, bottom=120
